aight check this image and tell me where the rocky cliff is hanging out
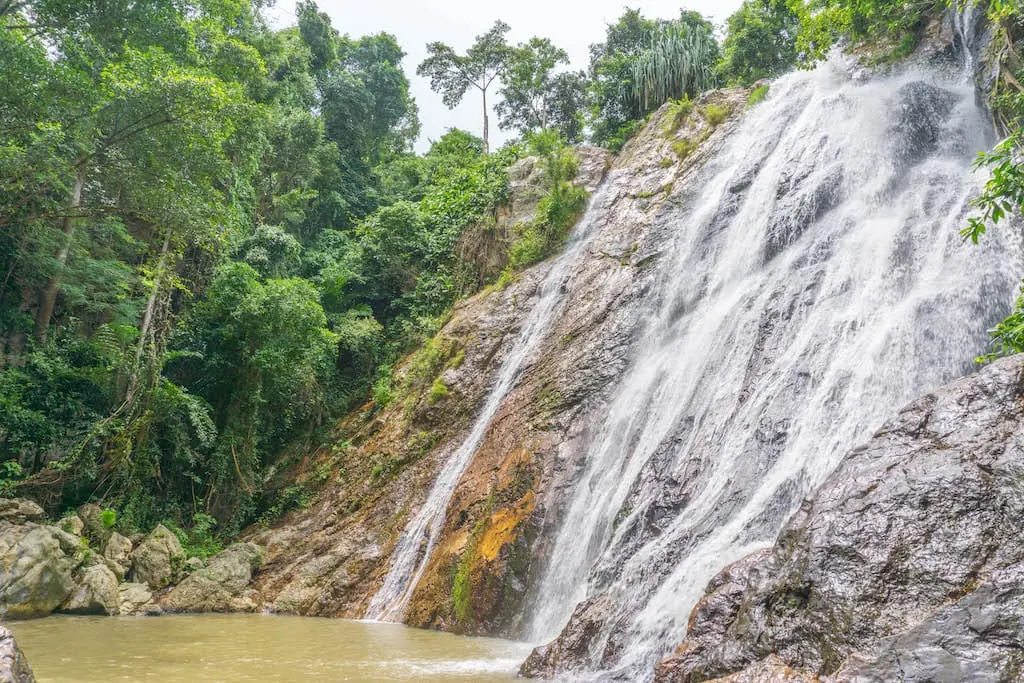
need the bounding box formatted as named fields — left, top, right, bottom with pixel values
left=653, top=354, right=1024, bottom=682
left=246, top=89, right=751, bottom=635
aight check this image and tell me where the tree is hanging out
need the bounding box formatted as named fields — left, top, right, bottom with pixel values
left=496, top=37, right=588, bottom=143
left=631, top=15, right=720, bottom=112
left=719, top=0, right=801, bottom=85
left=417, top=21, right=511, bottom=152
left=586, top=9, right=660, bottom=149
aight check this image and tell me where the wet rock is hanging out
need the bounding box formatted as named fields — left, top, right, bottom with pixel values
left=130, top=524, right=185, bottom=590
left=0, top=523, right=81, bottom=618
left=656, top=355, right=1024, bottom=682
left=652, top=551, right=773, bottom=683
left=162, top=543, right=262, bottom=613
left=61, top=563, right=119, bottom=615
left=117, top=582, right=161, bottom=616
left=102, top=532, right=132, bottom=581
left=575, top=146, right=612, bottom=192
left=0, top=499, right=44, bottom=525
left=0, top=626, right=34, bottom=682
left=888, top=81, right=958, bottom=171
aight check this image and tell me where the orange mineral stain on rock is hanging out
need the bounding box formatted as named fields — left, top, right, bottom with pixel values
left=477, top=492, right=535, bottom=563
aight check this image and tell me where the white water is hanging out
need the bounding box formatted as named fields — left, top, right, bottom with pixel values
left=527, top=54, right=1023, bottom=678
left=365, top=175, right=621, bottom=621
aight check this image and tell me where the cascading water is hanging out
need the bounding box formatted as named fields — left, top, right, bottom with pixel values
left=365, top=174, right=621, bottom=622
left=526, top=45, right=1023, bottom=680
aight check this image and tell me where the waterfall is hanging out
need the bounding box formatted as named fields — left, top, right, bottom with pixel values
left=526, top=54, right=1023, bottom=679
left=364, top=173, right=620, bottom=622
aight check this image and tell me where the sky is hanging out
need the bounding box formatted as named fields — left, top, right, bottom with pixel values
left=266, top=0, right=744, bottom=152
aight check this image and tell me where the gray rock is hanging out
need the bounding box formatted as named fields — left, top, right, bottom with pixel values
left=0, top=523, right=81, bottom=618
left=117, top=582, right=161, bottom=616
left=656, top=355, right=1024, bottom=682
left=0, top=626, right=34, bottom=682
left=185, top=556, right=204, bottom=572
left=102, top=532, right=132, bottom=580
left=162, top=543, right=262, bottom=613
left=60, top=563, right=119, bottom=615
left=0, top=499, right=44, bottom=525
left=129, top=524, right=185, bottom=590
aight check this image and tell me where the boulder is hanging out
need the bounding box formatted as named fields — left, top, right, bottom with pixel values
left=129, top=524, right=184, bottom=590
left=117, top=582, right=161, bottom=616
left=102, top=532, right=132, bottom=580
left=0, top=499, right=44, bottom=525
left=58, top=515, right=84, bottom=537
left=162, top=542, right=262, bottom=612
left=60, top=563, right=119, bottom=615
left=0, top=626, right=34, bottom=682
left=76, top=504, right=112, bottom=547
left=656, top=355, right=1024, bottom=682
left=0, top=523, right=81, bottom=618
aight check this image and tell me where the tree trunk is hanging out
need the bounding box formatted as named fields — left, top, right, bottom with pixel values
left=123, top=227, right=173, bottom=409
left=482, top=88, right=490, bottom=154
left=136, top=228, right=173, bottom=364
left=33, top=172, right=84, bottom=344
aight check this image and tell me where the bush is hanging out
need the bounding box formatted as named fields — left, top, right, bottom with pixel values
left=703, top=103, right=731, bottom=126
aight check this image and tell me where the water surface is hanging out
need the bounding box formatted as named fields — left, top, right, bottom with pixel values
left=8, top=614, right=530, bottom=682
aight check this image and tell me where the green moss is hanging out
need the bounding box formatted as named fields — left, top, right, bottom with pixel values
left=702, top=102, right=732, bottom=126
left=659, top=156, right=674, bottom=168
left=672, top=138, right=699, bottom=160
left=447, top=348, right=466, bottom=370
left=451, top=515, right=488, bottom=624
left=747, top=84, right=770, bottom=108
left=660, top=96, right=693, bottom=137
left=428, top=377, right=449, bottom=404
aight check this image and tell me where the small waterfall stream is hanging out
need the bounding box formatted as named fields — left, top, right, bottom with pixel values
left=526, top=51, right=1023, bottom=679
left=365, top=175, right=620, bottom=622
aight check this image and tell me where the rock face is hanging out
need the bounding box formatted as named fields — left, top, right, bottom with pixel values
left=0, top=499, right=44, bottom=525
left=129, top=524, right=185, bottom=590
left=117, top=582, right=161, bottom=616
left=102, top=532, right=133, bottom=581
left=162, top=543, right=262, bottom=612
left=0, top=523, right=81, bottom=618
left=248, top=90, right=748, bottom=634
left=0, top=627, right=34, bottom=683
left=655, top=355, right=1024, bottom=682
left=61, top=563, right=119, bottom=615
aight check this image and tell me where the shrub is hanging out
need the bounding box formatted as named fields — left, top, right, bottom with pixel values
left=101, top=509, right=117, bottom=528
left=703, top=103, right=731, bottom=126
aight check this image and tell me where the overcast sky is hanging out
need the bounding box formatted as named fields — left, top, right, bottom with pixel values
left=266, top=0, right=744, bottom=151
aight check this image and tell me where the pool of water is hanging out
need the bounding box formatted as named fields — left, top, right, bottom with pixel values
left=7, top=614, right=533, bottom=682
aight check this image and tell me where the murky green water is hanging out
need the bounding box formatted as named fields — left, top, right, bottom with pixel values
left=7, top=614, right=532, bottom=682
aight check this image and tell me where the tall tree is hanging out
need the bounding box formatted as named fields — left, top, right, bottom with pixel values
left=719, top=0, right=801, bottom=85
left=496, top=37, right=588, bottom=142
left=417, top=21, right=511, bottom=152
